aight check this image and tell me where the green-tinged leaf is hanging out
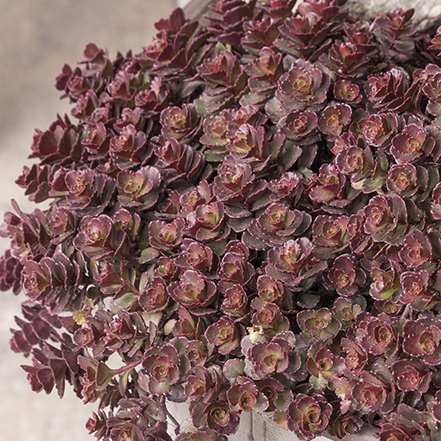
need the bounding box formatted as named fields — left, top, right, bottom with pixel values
left=73, top=310, right=87, bottom=325
left=242, top=230, right=268, bottom=250
left=223, top=359, right=245, bottom=380
left=164, top=319, right=176, bottom=336
left=96, top=362, right=116, bottom=391
left=204, top=150, right=226, bottom=162
left=113, top=291, right=138, bottom=309
left=310, top=374, right=327, bottom=390
left=140, top=247, right=160, bottom=264
left=118, top=368, right=132, bottom=396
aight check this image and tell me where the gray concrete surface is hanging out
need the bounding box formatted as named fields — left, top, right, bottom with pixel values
left=347, top=0, right=441, bottom=31
left=0, top=1, right=175, bottom=440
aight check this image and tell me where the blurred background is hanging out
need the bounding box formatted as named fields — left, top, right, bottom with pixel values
left=0, top=1, right=178, bottom=440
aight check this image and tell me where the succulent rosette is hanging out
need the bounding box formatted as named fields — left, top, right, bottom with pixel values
left=227, top=377, right=269, bottom=413
left=281, top=110, right=319, bottom=144
left=311, top=215, right=349, bottom=250
left=297, top=307, right=341, bottom=342
left=333, top=79, right=362, bottom=105
left=8, top=1, right=441, bottom=441
left=328, top=414, right=363, bottom=440
left=155, top=256, right=180, bottom=281
left=0, top=250, right=22, bottom=294
left=250, top=298, right=290, bottom=337
left=168, top=270, right=217, bottom=310
left=112, top=208, right=141, bottom=242
left=363, top=112, right=398, bottom=148
left=247, top=202, right=311, bottom=248
left=217, top=251, right=255, bottom=294
left=402, top=319, right=441, bottom=366
left=346, top=215, right=367, bottom=254
left=378, top=421, right=421, bottom=441
left=22, top=253, right=81, bottom=309
left=256, top=377, right=293, bottom=413
left=73, top=214, right=130, bottom=258
left=351, top=368, right=395, bottom=415
left=256, top=274, right=290, bottom=310
left=320, top=40, right=372, bottom=80
left=52, top=168, right=116, bottom=215
left=390, top=124, right=435, bottom=165
left=398, top=230, right=433, bottom=269
left=109, top=124, right=148, bottom=169
left=340, top=337, right=367, bottom=376
left=139, top=276, right=169, bottom=312
left=423, top=70, right=441, bottom=116
left=226, top=123, right=270, bottom=163
left=160, top=104, right=199, bottom=142
left=318, top=103, right=352, bottom=137
left=220, top=284, right=248, bottom=318
left=245, top=338, right=294, bottom=380
left=242, top=46, right=284, bottom=105
left=117, top=165, right=161, bottom=208
left=184, top=365, right=218, bottom=402
left=399, top=270, right=432, bottom=306
left=306, top=342, right=344, bottom=390
left=172, top=307, right=199, bottom=339
left=141, top=344, right=182, bottom=396
left=21, top=260, right=51, bottom=301
left=390, top=359, right=431, bottom=393
left=205, top=316, right=240, bottom=355
left=274, top=10, right=329, bottom=60
left=332, top=297, right=364, bottom=329
left=199, top=113, right=229, bottom=155
left=271, top=59, right=331, bottom=113
left=152, top=136, right=208, bottom=185
left=386, top=163, right=421, bottom=197
left=307, top=163, right=346, bottom=204
left=191, top=401, right=240, bottom=436
left=179, top=180, right=212, bottom=214
left=431, top=181, right=441, bottom=219
left=369, top=264, right=401, bottom=301
left=365, top=67, right=412, bottom=112
left=324, top=254, right=366, bottom=297
left=374, top=8, right=418, bottom=63
left=174, top=239, right=214, bottom=273
left=186, top=201, right=230, bottom=243
left=148, top=218, right=186, bottom=252
left=267, top=237, right=312, bottom=276
left=212, top=160, right=255, bottom=203
left=361, top=194, right=408, bottom=244
left=135, top=76, right=169, bottom=115
left=197, top=49, right=243, bottom=87
left=268, top=171, right=302, bottom=202
left=432, top=390, right=441, bottom=423
left=353, top=312, right=397, bottom=357
left=195, top=49, right=248, bottom=115
left=287, top=394, right=332, bottom=440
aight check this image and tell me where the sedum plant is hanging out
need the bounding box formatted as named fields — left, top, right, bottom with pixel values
left=5, top=0, right=441, bottom=439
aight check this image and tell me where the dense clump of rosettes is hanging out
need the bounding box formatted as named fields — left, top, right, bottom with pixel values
left=6, top=1, right=441, bottom=440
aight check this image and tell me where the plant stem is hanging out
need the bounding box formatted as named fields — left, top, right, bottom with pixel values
left=115, top=358, right=143, bottom=375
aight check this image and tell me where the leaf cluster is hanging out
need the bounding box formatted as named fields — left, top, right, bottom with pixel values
left=4, top=1, right=441, bottom=440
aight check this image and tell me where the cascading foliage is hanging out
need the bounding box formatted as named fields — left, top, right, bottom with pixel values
left=4, top=0, right=441, bottom=439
